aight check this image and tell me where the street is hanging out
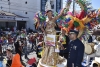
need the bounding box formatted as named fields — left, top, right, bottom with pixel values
left=1, top=51, right=37, bottom=67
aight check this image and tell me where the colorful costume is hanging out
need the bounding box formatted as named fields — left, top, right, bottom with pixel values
left=41, top=21, right=60, bottom=66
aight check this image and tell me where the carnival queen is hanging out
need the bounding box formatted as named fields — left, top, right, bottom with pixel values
left=38, top=1, right=67, bottom=67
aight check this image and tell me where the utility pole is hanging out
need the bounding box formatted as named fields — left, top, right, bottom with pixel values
left=73, top=0, right=75, bottom=16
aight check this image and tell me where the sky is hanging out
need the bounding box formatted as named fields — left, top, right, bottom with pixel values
left=63, top=0, right=100, bottom=11
left=91, top=0, right=100, bottom=9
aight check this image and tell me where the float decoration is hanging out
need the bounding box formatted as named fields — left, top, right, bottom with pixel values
left=61, top=0, right=97, bottom=38
left=73, top=21, right=80, bottom=27
left=34, top=0, right=100, bottom=38
left=33, top=0, right=100, bottom=67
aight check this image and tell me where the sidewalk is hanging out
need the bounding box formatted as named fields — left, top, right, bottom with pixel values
left=2, top=51, right=37, bottom=67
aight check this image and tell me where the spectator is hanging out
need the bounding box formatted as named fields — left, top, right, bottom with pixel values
left=6, top=49, right=13, bottom=67
left=14, top=40, right=22, bottom=61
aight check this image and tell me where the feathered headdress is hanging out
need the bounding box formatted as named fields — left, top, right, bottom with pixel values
left=45, top=1, right=52, bottom=12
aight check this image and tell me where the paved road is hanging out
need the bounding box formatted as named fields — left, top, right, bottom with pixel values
left=22, top=51, right=38, bottom=67
left=1, top=42, right=38, bottom=67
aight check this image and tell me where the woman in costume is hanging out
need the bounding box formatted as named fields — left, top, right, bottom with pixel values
left=40, top=6, right=66, bottom=66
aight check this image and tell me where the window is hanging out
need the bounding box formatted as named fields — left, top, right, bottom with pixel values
left=25, top=1, right=27, bottom=4
left=56, top=0, right=61, bottom=12
left=41, top=0, right=47, bottom=12
left=0, top=6, right=3, bottom=9
left=50, top=1, right=54, bottom=9
left=25, top=12, right=27, bottom=14
left=51, top=4, right=54, bottom=9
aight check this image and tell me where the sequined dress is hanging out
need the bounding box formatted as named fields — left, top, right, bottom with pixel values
left=41, top=21, right=65, bottom=66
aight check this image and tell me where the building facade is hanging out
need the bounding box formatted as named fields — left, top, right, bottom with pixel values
left=0, top=0, right=63, bottom=30
left=41, top=0, right=63, bottom=13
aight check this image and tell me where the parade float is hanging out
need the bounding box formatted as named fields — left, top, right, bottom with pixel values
left=80, top=9, right=100, bottom=67
left=34, top=0, right=100, bottom=67
left=87, top=24, right=100, bottom=67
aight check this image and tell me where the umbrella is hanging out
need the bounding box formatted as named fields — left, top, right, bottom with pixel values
left=27, top=58, right=36, bottom=65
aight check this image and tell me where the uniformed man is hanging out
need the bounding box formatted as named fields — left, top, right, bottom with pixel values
left=60, top=30, right=85, bottom=67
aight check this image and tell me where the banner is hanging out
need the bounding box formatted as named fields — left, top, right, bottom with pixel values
left=45, top=34, right=56, bottom=46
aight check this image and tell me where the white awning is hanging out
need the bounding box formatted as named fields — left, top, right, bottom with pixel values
left=15, top=17, right=29, bottom=21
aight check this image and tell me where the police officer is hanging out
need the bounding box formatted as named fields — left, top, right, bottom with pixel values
left=60, top=30, right=85, bottom=67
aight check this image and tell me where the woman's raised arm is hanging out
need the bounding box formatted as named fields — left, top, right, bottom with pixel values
left=54, top=8, right=67, bottom=21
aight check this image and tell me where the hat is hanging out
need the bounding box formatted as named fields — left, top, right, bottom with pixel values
left=69, top=30, right=79, bottom=35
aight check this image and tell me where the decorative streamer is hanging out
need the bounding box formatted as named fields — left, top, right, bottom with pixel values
left=33, top=0, right=100, bottom=38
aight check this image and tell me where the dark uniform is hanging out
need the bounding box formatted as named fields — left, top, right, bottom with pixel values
left=88, top=35, right=93, bottom=43
left=60, top=38, right=84, bottom=67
